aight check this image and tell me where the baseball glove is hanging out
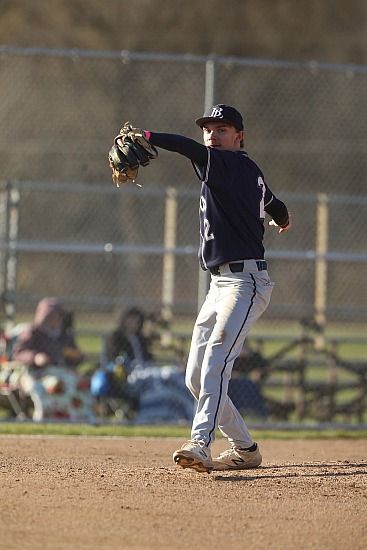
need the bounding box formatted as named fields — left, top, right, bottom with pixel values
left=108, top=122, right=158, bottom=187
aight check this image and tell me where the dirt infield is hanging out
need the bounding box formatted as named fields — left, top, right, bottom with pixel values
left=0, top=436, right=366, bottom=550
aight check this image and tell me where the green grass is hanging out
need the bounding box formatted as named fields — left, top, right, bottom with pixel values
left=0, top=422, right=365, bottom=439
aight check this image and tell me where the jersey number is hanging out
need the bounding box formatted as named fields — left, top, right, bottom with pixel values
left=203, top=218, right=214, bottom=241
left=258, top=176, right=266, bottom=219
left=200, top=196, right=214, bottom=241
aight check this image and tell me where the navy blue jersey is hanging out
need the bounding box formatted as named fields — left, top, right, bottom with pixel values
left=192, top=147, right=274, bottom=269
left=148, top=132, right=288, bottom=271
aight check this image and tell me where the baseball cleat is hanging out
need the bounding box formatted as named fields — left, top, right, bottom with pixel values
left=212, top=443, right=262, bottom=471
left=173, top=439, right=213, bottom=473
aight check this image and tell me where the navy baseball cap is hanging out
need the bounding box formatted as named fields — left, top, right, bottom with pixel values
left=195, top=104, right=244, bottom=131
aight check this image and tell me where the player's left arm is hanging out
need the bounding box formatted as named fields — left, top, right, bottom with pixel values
left=265, top=196, right=292, bottom=234
left=148, top=132, right=207, bottom=165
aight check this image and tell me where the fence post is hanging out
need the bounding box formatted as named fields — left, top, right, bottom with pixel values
left=161, top=187, right=177, bottom=323
left=314, top=193, right=329, bottom=338
left=0, top=184, right=7, bottom=320
left=0, top=182, right=20, bottom=328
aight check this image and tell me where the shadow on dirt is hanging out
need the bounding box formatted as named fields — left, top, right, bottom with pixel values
left=214, top=462, right=367, bottom=481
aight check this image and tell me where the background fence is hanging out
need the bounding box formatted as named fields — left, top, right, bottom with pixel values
left=0, top=47, right=366, bottom=425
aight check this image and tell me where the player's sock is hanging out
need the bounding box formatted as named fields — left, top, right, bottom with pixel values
left=238, top=443, right=257, bottom=452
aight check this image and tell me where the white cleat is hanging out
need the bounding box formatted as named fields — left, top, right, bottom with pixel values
left=173, top=439, right=213, bottom=473
left=212, top=443, right=262, bottom=471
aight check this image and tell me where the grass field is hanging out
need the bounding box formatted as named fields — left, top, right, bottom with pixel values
left=0, top=421, right=366, bottom=440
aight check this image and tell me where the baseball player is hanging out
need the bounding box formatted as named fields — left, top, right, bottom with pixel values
left=109, top=104, right=291, bottom=473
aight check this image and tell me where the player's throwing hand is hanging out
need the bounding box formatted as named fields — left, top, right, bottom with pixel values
left=269, top=212, right=292, bottom=233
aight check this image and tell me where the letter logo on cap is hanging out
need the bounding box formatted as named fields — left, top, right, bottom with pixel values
left=210, top=107, right=223, bottom=118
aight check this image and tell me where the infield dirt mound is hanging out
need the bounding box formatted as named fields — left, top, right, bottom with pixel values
left=1, top=436, right=366, bottom=549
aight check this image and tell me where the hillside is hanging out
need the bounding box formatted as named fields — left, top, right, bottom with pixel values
left=0, top=0, right=366, bottom=65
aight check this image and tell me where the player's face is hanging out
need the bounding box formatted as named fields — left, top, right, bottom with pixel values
left=202, top=122, right=243, bottom=150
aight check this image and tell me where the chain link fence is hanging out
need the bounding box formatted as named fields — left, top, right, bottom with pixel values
left=0, top=47, right=366, bottom=426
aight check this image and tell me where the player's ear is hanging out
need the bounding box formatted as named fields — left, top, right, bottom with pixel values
left=237, top=130, right=244, bottom=147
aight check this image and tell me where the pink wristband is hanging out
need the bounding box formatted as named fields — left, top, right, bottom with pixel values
left=144, top=130, right=151, bottom=141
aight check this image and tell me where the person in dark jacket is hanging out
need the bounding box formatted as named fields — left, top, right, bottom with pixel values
left=91, top=308, right=155, bottom=417
left=105, top=308, right=153, bottom=368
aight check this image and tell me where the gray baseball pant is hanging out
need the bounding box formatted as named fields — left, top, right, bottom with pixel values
left=185, top=264, right=274, bottom=448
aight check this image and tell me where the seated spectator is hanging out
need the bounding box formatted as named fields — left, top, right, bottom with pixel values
left=13, top=297, right=84, bottom=368
left=91, top=308, right=155, bottom=417
left=105, top=307, right=154, bottom=369
left=11, top=297, right=95, bottom=423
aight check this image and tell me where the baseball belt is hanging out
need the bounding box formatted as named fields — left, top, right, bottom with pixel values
left=209, top=260, right=267, bottom=276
